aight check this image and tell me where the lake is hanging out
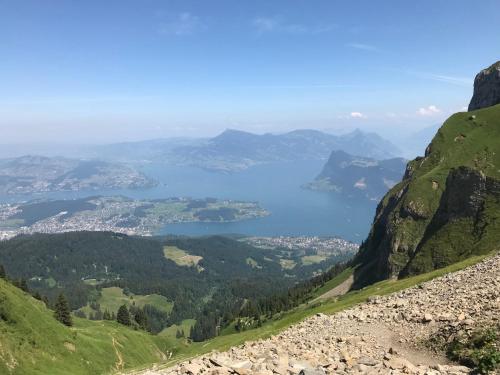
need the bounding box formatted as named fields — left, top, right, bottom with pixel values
left=0, top=161, right=377, bottom=242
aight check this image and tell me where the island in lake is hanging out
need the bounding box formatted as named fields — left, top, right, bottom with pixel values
left=0, top=196, right=269, bottom=239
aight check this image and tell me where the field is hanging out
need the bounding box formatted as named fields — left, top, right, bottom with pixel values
left=279, top=259, right=296, bottom=269
left=301, top=255, right=327, bottom=265
left=163, top=246, right=204, bottom=272
left=79, top=287, right=173, bottom=317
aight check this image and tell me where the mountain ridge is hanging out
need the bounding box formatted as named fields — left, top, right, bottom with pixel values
left=304, top=150, right=407, bottom=201
left=353, top=62, right=500, bottom=287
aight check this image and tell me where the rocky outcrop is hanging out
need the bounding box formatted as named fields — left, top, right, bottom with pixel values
left=468, top=61, right=500, bottom=111
left=304, top=151, right=406, bottom=201
left=352, top=63, right=500, bottom=287
left=136, top=253, right=500, bottom=375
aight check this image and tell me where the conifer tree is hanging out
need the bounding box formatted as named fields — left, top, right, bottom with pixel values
left=0, top=264, right=6, bottom=279
left=116, top=304, right=131, bottom=326
left=134, top=308, right=148, bottom=330
left=54, top=293, right=73, bottom=326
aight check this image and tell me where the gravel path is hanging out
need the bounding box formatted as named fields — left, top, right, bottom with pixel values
left=137, top=254, right=500, bottom=375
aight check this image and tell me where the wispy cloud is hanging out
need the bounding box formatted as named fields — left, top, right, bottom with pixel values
left=347, top=43, right=378, bottom=52
left=240, top=83, right=360, bottom=90
left=252, top=16, right=335, bottom=35
left=407, top=71, right=473, bottom=86
left=158, top=12, right=202, bottom=36
left=417, top=105, right=441, bottom=116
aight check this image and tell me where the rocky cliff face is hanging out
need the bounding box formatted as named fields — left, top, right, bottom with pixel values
left=468, top=61, right=500, bottom=111
left=353, top=64, right=500, bottom=287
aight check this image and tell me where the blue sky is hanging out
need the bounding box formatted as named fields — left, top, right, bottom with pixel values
left=1, top=0, right=499, bottom=143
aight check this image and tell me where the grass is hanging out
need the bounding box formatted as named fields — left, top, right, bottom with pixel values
left=0, top=249, right=491, bottom=374
left=79, top=287, right=173, bottom=317
left=310, top=267, right=354, bottom=298
left=245, top=257, right=262, bottom=269
left=301, top=255, right=327, bottom=266
left=163, top=246, right=203, bottom=271
left=0, top=279, right=172, bottom=375
left=279, top=259, right=296, bottom=270
left=159, top=319, right=196, bottom=343
left=358, top=104, right=500, bottom=282
left=125, top=252, right=493, bottom=374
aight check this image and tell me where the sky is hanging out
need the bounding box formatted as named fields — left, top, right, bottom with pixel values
left=1, top=0, right=499, bottom=144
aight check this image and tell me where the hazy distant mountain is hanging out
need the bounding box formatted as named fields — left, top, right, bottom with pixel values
left=304, top=150, right=407, bottom=201
left=0, top=155, right=156, bottom=194
left=400, top=124, right=441, bottom=158
left=168, top=128, right=402, bottom=172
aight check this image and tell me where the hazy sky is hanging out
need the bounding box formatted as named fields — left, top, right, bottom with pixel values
left=1, top=0, right=499, bottom=144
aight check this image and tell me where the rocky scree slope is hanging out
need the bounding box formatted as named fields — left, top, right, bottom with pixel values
left=137, top=253, right=499, bottom=375
left=353, top=78, right=500, bottom=286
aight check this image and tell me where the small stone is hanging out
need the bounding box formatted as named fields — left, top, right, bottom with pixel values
left=423, top=313, right=433, bottom=322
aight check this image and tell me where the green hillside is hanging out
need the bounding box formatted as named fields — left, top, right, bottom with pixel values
left=0, top=278, right=171, bottom=375
left=354, top=103, right=500, bottom=286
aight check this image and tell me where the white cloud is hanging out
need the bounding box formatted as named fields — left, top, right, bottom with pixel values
left=350, top=112, right=367, bottom=119
left=252, top=16, right=335, bottom=35
left=417, top=105, right=441, bottom=116
left=158, top=12, right=202, bottom=36
left=347, top=43, right=378, bottom=52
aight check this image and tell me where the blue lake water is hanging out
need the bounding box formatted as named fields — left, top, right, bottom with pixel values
left=0, top=161, right=377, bottom=242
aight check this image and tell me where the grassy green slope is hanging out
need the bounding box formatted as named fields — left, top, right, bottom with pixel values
left=355, top=104, right=500, bottom=283
left=0, top=279, right=171, bottom=375
left=403, top=105, right=500, bottom=273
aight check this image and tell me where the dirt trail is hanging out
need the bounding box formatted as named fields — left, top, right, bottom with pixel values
left=136, top=254, right=499, bottom=374
left=313, top=274, right=354, bottom=302
left=112, top=336, right=125, bottom=371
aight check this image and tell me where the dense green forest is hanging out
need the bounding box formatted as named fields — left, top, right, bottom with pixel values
left=0, top=232, right=352, bottom=340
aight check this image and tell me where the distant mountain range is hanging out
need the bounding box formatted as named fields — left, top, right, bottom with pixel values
left=304, top=150, right=407, bottom=201
left=91, top=128, right=401, bottom=172
left=0, top=155, right=155, bottom=195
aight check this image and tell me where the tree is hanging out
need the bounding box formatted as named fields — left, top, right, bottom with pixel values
left=0, top=264, right=6, bottom=279
left=116, top=304, right=131, bottom=326
left=134, top=308, right=148, bottom=330
left=176, top=329, right=185, bottom=338
left=74, top=310, right=86, bottom=319
left=54, top=293, right=73, bottom=326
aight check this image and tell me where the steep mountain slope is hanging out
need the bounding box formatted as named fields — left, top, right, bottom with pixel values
left=304, top=150, right=406, bottom=201
left=138, top=253, right=499, bottom=375
left=0, top=277, right=170, bottom=375
left=353, top=92, right=500, bottom=286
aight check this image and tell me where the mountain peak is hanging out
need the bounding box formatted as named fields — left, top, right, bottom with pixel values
left=468, top=61, right=500, bottom=111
